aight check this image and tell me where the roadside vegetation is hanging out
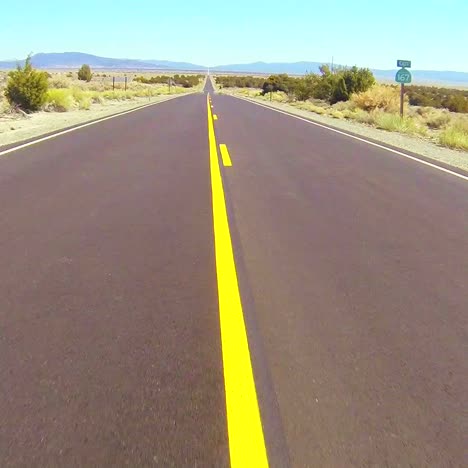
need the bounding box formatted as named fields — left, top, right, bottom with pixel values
left=406, top=85, right=468, bottom=113
left=134, top=74, right=203, bottom=88
left=77, top=64, right=93, bottom=82
left=216, top=68, right=468, bottom=151
left=1, top=62, right=203, bottom=116
left=4, top=56, right=49, bottom=111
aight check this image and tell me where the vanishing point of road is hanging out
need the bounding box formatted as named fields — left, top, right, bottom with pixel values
left=1, top=79, right=467, bottom=467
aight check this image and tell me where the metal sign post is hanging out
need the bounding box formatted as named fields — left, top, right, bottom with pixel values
left=395, top=60, right=412, bottom=117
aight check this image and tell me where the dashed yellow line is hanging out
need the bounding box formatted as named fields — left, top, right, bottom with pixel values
left=220, top=144, right=232, bottom=167
left=207, top=94, right=269, bottom=468
left=213, top=114, right=218, bottom=120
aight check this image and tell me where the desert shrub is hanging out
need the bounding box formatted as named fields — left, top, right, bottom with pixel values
left=4, top=56, right=49, bottom=111
left=78, top=96, right=91, bottom=110
left=216, top=66, right=375, bottom=104
left=407, top=85, right=468, bottom=113
left=341, top=109, right=355, bottom=119
left=261, top=74, right=294, bottom=95
left=312, top=65, right=375, bottom=103
left=420, top=108, right=451, bottom=129
left=330, top=110, right=345, bottom=119
left=294, top=101, right=326, bottom=114
left=49, top=77, right=69, bottom=89
left=45, top=88, right=75, bottom=111
left=78, top=64, right=93, bottom=82
left=352, top=85, right=401, bottom=112
left=445, top=94, right=468, bottom=113
left=0, top=98, right=12, bottom=114
left=341, top=66, right=375, bottom=95
left=293, top=74, right=319, bottom=100
left=438, top=119, right=468, bottom=150
left=331, top=100, right=355, bottom=111
left=70, top=88, right=92, bottom=109
left=134, top=74, right=202, bottom=88
left=90, top=92, right=104, bottom=104
left=102, top=89, right=135, bottom=100
left=261, top=91, right=288, bottom=102
left=330, top=76, right=348, bottom=103
left=348, top=109, right=378, bottom=125
left=215, top=75, right=264, bottom=89
left=374, top=112, right=427, bottom=135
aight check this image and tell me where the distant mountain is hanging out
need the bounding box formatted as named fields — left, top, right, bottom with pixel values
left=1, top=53, right=467, bottom=86
left=0, top=53, right=206, bottom=71
left=0, top=52, right=174, bottom=70
left=144, top=59, right=206, bottom=70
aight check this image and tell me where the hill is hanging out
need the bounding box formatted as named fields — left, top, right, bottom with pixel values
left=0, top=52, right=199, bottom=70
left=1, top=53, right=467, bottom=86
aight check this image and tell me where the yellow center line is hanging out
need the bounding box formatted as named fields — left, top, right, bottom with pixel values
left=207, top=94, right=269, bottom=468
left=220, top=144, right=232, bottom=167
left=213, top=114, right=218, bottom=120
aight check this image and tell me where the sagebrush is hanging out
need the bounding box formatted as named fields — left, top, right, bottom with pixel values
left=5, top=56, right=49, bottom=111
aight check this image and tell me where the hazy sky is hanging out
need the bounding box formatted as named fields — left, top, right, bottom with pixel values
left=2, top=0, right=467, bottom=71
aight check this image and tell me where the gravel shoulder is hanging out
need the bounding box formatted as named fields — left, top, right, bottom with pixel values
left=220, top=90, right=468, bottom=172
left=0, top=93, right=194, bottom=148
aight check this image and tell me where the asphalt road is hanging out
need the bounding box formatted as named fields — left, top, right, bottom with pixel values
left=1, top=80, right=467, bottom=467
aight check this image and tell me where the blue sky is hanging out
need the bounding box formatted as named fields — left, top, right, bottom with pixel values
left=2, top=0, right=467, bottom=71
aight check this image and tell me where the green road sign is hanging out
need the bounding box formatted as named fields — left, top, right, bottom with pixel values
left=396, top=68, right=412, bottom=84
left=397, top=60, right=411, bottom=68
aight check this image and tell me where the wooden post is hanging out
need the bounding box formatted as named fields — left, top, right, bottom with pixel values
left=113, top=76, right=115, bottom=91
left=400, top=83, right=405, bottom=118
left=125, top=76, right=127, bottom=92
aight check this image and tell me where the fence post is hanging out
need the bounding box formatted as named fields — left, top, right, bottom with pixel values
left=400, top=83, right=404, bottom=118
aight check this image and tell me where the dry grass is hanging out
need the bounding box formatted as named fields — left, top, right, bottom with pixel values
left=373, top=112, right=427, bottom=136
left=292, top=101, right=326, bottom=114
left=352, top=85, right=402, bottom=113
left=0, top=71, right=9, bottom=113
left=415, top=106, right=452, bottom=129
left=438, top=118, right=468, bottom=150
left=330, top=110, right=345, bottom=119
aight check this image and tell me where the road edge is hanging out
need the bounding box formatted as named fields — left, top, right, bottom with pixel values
left=0, top=92, right=195, bottom=156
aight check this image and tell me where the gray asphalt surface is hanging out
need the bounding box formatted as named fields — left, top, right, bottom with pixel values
left=0, top=93, right=229, bottom=467
left=213, top=92, right=468, bottom=467
left=1, top=80, right=467, bottom=467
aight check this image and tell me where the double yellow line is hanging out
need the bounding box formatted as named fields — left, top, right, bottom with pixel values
left=207, top=94, right=269, bottom=468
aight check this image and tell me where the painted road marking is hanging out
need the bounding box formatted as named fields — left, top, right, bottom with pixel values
left=0, top=94, right=185, bottom=157
left=220, top=144, right=232, bottom=167
left=232, top=95, right=468, bottom=182
left=207, top=94, right=269, bottom=468
left=214, top=114, right=218, bottom=120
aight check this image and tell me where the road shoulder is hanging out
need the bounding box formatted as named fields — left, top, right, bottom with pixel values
left=221, top=92, right=468, bottom=173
